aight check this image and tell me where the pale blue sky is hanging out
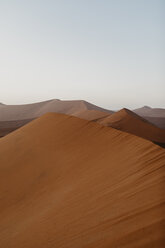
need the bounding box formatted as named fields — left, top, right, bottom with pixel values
left=0, top=0, right=164, bottom=109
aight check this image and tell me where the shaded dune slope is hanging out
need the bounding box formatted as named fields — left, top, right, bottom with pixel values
left=134, top=106, right=165, bottom=118
left=0, top=113, right=165, bottom=247
left=143, top=116, right=165, bottom=130
left=0, top=118, right=34, bottom=137
left=0, top=99, right=112, bottom=121
left=98, top=108, right=165, bottom=146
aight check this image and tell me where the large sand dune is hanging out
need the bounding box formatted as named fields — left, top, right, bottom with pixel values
left=0, top=113, right=164, bottom=247
left=134, top=106, right=165, bottom=117
left=0, top=99, right=112, bottom=121
left=98, top=108, right=165, bottom=146
left=0, top=100, right=165, bottom=138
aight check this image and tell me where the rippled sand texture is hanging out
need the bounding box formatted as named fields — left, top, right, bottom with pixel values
left=0, top=113, right=164, bottom=247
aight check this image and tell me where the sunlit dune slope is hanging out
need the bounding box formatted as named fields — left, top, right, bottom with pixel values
left=98, top=108, right=165, bottom=144
left=0, top=99, right=111, bottom=121
left=0, top=113, right=165, bottom=248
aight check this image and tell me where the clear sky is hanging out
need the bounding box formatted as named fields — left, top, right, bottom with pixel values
left=0, top=0, right=164, bottom=109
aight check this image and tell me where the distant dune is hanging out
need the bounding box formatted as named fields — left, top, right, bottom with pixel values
left=74, top=109, right=111, bottom=121
left=143, top=116, right=165, bottom=130
left=98, top=108, right=165, bottom=146
left=0, top=99, right=112, bottom=121
left=0, top=101, right=165, bottom=138
left=0, top=119, right=33, bottom=137
left=134, top=106, right=165, bottom=117
left=0, top=113, right=164, bottom=247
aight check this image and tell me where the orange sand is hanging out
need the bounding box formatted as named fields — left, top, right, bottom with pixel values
left=98, top=108, right=165, bottom=145
left=0, top=119, right=33, bottom=137
left=0, top=113, right=164, bottom=247
left=73, top=109, right=111, bottom=121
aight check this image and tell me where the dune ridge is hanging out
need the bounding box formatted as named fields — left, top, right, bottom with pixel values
left=98, top=108, right=165, bottom=145
left=0, top=101, right=165, bottom=140
left=0, top=112, right=164, bottom=247
left=73, top=109, right=111, bottom=121
left=0, top=118, right=34, bottom=137
left=143, top=116, right=165, bottom=130
left=0, top=99, right=112, bottom=121
left=134, top=106, right=165, bottom=117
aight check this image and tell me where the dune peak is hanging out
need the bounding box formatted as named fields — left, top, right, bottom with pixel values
left=0, top=111, right=165, bottom=247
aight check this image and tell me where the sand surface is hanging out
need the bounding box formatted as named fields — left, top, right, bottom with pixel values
left=74, top=109, right=111, bottom=121
left=0, top=113, right=165, bottom=247
left=98, top=108, right=165, bottom=145
left=143, top=117, right=165, bottom=130
left=134, top=106, right=165, bottom=117
left=0, top=99, right=111, bottom=121
left=0, top=119, right=33, bottom=137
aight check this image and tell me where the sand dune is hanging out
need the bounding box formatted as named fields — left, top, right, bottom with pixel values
left=134, top=106, right=165, bottom=117
left=143, top=116, right=165, bottom=130
left=0, top=99, right=111, bottom=121
left=0, top=113, right=164, bottom=247
left=98, top=108, right=165, bottom=146
left=0, top=109, right=112, bottom=138
left=0, top=119, right=33, bottom=137
left=74, top=109, right=111, bottom=121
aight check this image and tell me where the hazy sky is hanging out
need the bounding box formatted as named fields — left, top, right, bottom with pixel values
left=0, top=0, right=164, bottom=109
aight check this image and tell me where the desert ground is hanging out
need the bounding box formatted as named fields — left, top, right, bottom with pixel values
left=0, top=100, right=165, bottom=247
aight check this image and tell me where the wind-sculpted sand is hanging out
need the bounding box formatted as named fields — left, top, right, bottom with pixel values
left=98, top=108, right=165, bottom=146
left=134, top=106, right=165, bottom=118
left=143, top=116, right=165, bottom=130
left=74, top=109, right=111, bottom=121
left=0, top=99, right=111, bottom=121
left=0, top=113, right=164, bottom=247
